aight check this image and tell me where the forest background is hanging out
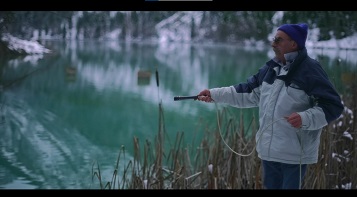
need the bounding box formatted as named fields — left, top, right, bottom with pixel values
left=1, top=11, right=357, bottom=57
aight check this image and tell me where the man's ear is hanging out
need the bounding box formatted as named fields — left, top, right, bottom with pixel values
left=292, top=41, right=299, bottom=49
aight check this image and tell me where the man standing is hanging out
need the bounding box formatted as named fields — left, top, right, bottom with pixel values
left=196, top=23, right=344, bottom=189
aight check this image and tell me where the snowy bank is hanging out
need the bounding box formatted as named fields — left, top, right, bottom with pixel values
left=1, top=33, right=51, bottom=55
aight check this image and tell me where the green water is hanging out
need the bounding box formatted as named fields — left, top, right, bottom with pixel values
left=0, top=40, right=355, bottom=189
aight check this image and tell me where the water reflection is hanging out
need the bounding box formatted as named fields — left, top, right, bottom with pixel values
left=0, top=90, right=129, bottom=189
left=0, top=40, right=356, bottom=189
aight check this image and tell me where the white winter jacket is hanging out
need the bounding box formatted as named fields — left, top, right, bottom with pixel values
left=209, top=48, right=343, bottom=164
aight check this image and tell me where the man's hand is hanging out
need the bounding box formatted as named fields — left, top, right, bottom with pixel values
left=197, top=89, right=214, bottom=102
left=284, top=112, right=302, bottom=128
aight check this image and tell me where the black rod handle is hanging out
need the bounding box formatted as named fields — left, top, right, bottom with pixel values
left=174, top=96, right=198, bottom=101
left=155, top=69, right=159, bottom=87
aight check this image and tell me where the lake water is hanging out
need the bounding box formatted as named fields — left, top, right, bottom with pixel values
left=0, top=40, right=356, bottom=189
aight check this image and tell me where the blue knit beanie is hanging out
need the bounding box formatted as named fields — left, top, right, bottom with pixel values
left=277, top=23, right=308, bottom=49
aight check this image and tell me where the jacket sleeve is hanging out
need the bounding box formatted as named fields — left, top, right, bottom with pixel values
left=209, top=66, right=266, bottom=108
left=298, top=67, right=344, bottom=130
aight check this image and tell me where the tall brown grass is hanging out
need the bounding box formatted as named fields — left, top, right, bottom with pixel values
left=92, top=88, right=356, bottom=189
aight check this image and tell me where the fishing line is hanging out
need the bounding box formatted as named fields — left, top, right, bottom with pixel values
left=213, top=101, right=286, bottom=157
left=213, top=100, right=304, bottom=189
left=174, top=95, right=304, bottom=189
left=173, top=95, right=286, bottom=156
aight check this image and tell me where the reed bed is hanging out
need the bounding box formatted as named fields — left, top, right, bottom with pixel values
left=92, top=89, right=356, bottom=189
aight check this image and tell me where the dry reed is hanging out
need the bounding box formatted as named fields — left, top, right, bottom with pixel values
left=92, top=87, right=356, bottom=189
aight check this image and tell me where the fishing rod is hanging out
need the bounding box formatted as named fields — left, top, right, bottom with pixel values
left=174, top=95, right=198, bottom=101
